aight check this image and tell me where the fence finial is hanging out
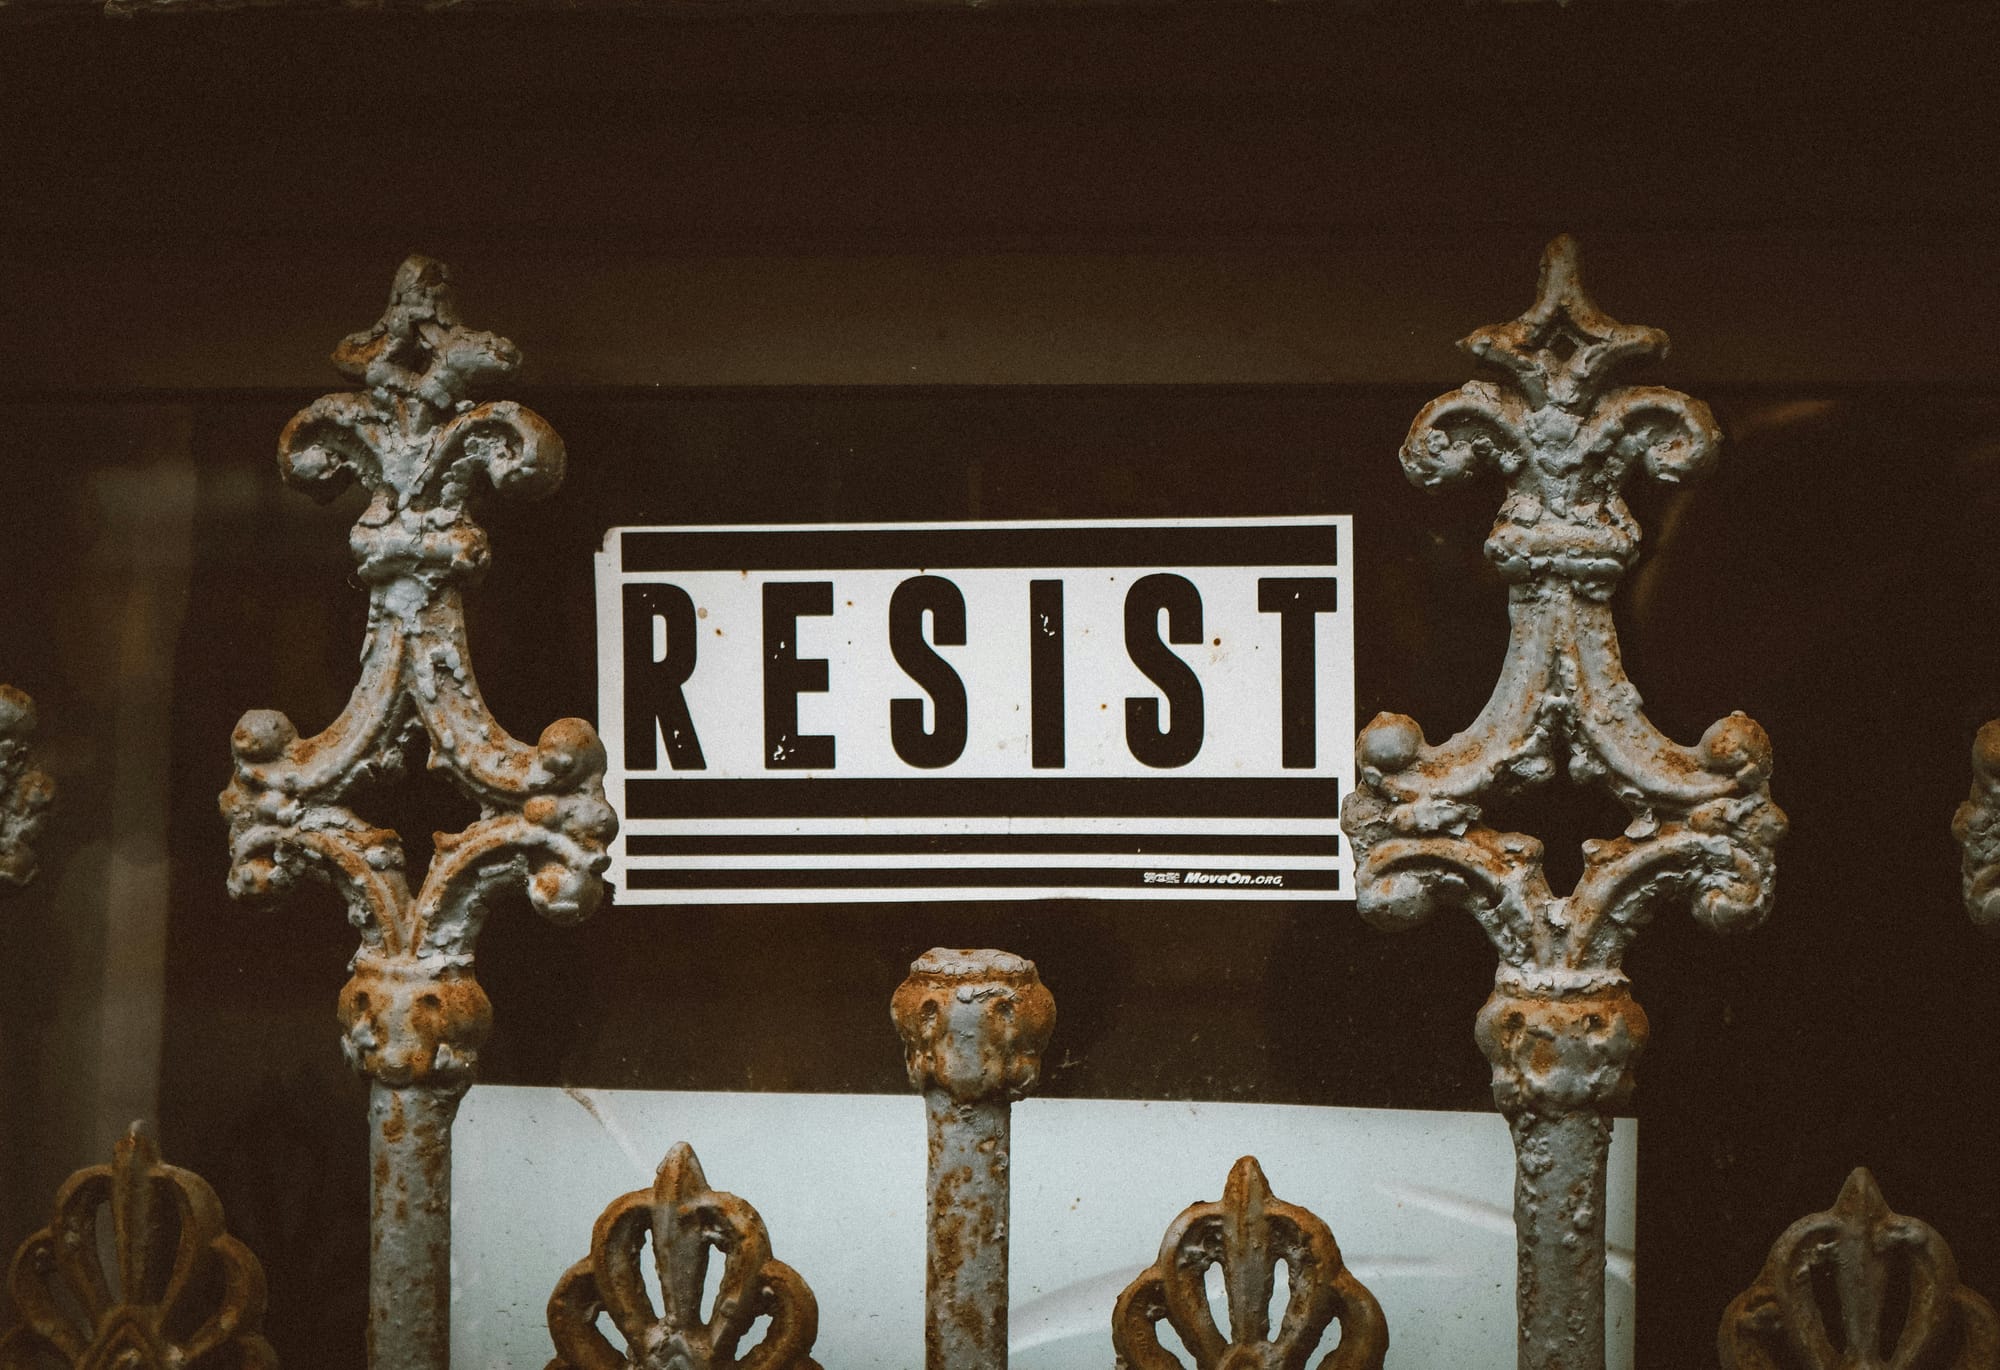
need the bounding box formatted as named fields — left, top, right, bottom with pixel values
left=1112, top=1155, right=1387, bottom=1370
left=219, top=256, right=616, bottom=1370
left=546, top=1142, right=822, bottom=1370
left=0, top=1122, right=278, bottom=1369
left=1343, top=236, right=1785, bottom=1370
left=1720, top=1168, right=2000, bottom=1370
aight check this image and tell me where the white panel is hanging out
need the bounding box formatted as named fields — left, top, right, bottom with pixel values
left=452, top=1087, right=1635, bottom=1369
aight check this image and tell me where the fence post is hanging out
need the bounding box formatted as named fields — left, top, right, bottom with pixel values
left=892, top=948, right=1056, bottom=1370
left=1342, top=236, right=1787, bottom=1370
left=219, top=256, right=616, bottom=1370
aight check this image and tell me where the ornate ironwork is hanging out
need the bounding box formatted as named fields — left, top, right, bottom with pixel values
left=1954, top=723, right=2000, bottom=931
left=0, top=683, right=53, bottom=889
left=1719, top=1168, right=2000, bottom=1370
left=1111, top=1155, right=1388, bottom=1370
left=546, top=1142, right=822, bottom=1370
left=217, top=255, right=616, bottom=1370
left=1341, top=235, right=1787, bottom=1370
left=0, top=1123, right=278, bottom=1369
left=891, top=948, right=1057, bottom=1370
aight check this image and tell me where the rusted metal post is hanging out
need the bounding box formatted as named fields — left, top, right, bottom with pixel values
left=220, top=257, right=615, bottom=1370
left=1342, top=236, right=1786, bottom=1370
left=0, top=683, right=53, bottom=890
left=891, top=949, right=1055, bottom=1370
left=363, top=1082, right=464, bottom=1367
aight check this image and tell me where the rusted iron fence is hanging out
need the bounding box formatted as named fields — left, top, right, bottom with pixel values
left=3, top=244, right=1995, bottom=1370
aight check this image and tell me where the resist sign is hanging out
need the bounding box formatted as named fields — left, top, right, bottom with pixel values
left=594, top=518, right=1354, bottom=903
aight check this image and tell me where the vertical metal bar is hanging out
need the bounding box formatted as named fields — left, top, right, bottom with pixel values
left=1504, top=1110, right=1611, bottom=1370
left=87, top=407, right=196, bottom=1158
left=923, top=1089, right=1009, bottom=1368
left=1476, top=974, right=1649, bottom=1370
left=367, top=1082, right=460, bottom=1369
left=891, top=948, right=1055, bottom=1370
left=1342, top=236, right=1787, bottom=1370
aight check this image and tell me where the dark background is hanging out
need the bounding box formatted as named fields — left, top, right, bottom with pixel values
left=4, top=5, right=2000, bottom=1368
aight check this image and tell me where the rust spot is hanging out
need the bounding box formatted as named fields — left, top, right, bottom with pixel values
left=381, top=1094, right=408, bottom=1146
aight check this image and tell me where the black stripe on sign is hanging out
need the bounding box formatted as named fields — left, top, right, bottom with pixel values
left=624, top=777, right=1338, bottom=820
left=626, top=832, right=1340, bottom=857
left=625, top=866, right=1342, bottom=892
left=620, top=523, right=1336, bottom=573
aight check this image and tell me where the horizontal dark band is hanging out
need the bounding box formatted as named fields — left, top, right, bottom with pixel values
left=625, top=776, right=1339, bottom=820
left=619, top=523, right=1336, bottom=573
left=626, top=832, right=1339, bottom=857
left=624, top=865, right=1342, bottom=892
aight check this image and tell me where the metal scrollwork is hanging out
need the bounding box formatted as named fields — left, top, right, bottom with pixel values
left=1111, top=1155, right=1387, bottom=1370
left=1719, top=1168, right=1999, bottom=1370
left=1341, top=235, right=1786, bottom=1370
left=0, top=683, right=53, bottom=890
left=546, top=1142, right=822, bottom=1370
left=0, top=1123, right=278, bottom=1370
left=1953, top=722, right=2000, bottom=932
left=217, top=255, right=616, bottom=1370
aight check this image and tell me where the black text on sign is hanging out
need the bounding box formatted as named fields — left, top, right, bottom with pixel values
left=594, top=518, right=1354, bottom=903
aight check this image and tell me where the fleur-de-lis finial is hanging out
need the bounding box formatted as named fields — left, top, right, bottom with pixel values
left=1343, top=237, right=1784, bottom=1370
left=1720, top=1169, right=2000, bottom=1370
left=546, top=1143, right=822, bottom=1370
left=0, top=683, right=53, bottom=889
left=274, top=255, right=566, bottom=593
left=1347, top=233, right=1784, bottom=998
left=218, top=257, right=616, bottom=1370
left=0, top=1123, right=278, bottom=1369
left=326, top=255, right=521, bottom=412
left=1403, top=234, right=1721, bottom=592
left=1460, top=234, right=1669, bottom=413
left=1112, top=1156, right=1387, bottom=1370
left=221, top=254, right=615, bottom=1089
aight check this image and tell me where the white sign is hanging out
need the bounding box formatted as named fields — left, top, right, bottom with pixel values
left=451, top=1087, right=1637, bottom=1370
left=595, top=517, right=1354, bottom=903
